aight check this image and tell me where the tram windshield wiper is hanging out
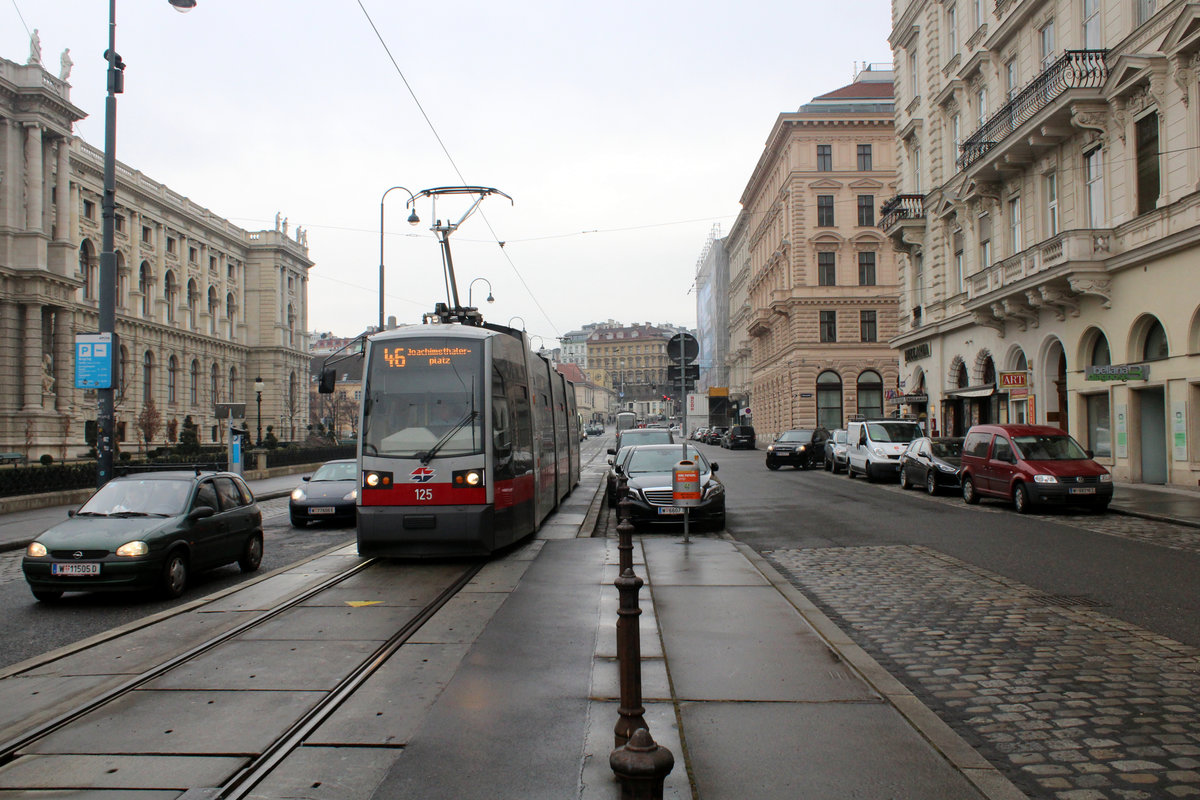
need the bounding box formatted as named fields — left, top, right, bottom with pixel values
left=418, top=411, right=479, bottom=465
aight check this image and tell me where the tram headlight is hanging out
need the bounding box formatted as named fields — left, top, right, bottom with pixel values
left=363, top=470, right=392, bottom=489
left=452, top=469, right=484, bottom=488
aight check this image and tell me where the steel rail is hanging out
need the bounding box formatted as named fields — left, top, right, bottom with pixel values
left=217, top=560, right=485, bottom=799
left=0, top=556, right=379, bottom=765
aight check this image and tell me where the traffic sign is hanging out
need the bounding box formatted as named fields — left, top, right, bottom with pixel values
left=667, top=332, right=699, bottom=365
left=667, top=363, right=699, bottom=383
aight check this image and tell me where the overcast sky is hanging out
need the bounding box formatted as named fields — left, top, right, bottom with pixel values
left=6, top=0, right=892, bottom=347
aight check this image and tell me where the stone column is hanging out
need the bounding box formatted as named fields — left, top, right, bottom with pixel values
left=53, top=307, right=72, bottom=413
left=55, top=137, right=71, bottom=242
left=24, top=123, right=44, bottom=232
left=24, top=304, right=45, bottom=410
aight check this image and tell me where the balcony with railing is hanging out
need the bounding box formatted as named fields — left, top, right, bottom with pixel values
left=957, top=50, right=1108, bottom=174
left=879, top=194, right=927, bottom=252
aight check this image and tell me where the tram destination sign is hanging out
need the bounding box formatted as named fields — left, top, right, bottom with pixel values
left=379, top=344, right=476, bottom=369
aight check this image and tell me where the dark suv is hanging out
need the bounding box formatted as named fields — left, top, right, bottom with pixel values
left=765, top=428, right=829, bottom=470
left=722, top=425, right=756, bottom=449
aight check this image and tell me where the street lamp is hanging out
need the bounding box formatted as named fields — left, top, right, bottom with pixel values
left=96, top=0, right=197, bottom=489
left=468, top=277, right=494, bottom=307
left=254, top=376, right=264, bottom=447
left=379, top=185, right=421, bottom=331
left=507, top=316, right=526, bottom=330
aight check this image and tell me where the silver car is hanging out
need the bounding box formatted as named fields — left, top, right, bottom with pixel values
left=824, top=429, right=849, bottom=473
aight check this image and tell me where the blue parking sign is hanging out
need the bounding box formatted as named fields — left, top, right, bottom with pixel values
left=75, top=333, right=116, bottom=389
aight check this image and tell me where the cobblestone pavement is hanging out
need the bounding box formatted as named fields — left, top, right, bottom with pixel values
left=766, top=544, right=1200, bottom=799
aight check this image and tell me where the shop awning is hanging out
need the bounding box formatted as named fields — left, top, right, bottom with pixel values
left=944, top=384, right=996, bottom=399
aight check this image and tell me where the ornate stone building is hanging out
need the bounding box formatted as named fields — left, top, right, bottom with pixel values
left=1, top=52, right=311, bottom=459
left=884, top=0, right=1200, bottom=485
left=586, top=322, right=674, bottom=420
left=738, top=67, right=901, bottom=440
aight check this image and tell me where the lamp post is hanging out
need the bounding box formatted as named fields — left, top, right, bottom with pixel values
left=254, top=376, right=264, bottom=447
left=507, top=316, right=526, bottom=330
left=96, top=0, right=196, bottom=490
left=379, top=185, right=421, bottom=331
left=468, top=277, right=494, bottom=307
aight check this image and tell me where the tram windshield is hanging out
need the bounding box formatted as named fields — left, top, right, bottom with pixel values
left=361, top=336, right=484, bottom=459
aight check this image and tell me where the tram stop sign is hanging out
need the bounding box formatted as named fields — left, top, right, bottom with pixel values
left=668, top=332, right=699, bottom=365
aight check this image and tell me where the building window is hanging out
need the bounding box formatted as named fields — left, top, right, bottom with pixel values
left=1045, top=173, right=1059, bottom=236
left=818, top=252, right=836, bottom=286
left=817, top=371, right=843, bottom=430
left=1086, top=393, right=1111, bottom=457
left=817, top=195, right=835, bottom=226
left=857, top=371, right=884, bottom=418
left=857, top=144, right=873, bottom=171
left=1083, top=0, right=1101, bottom=47
left=1039, top=20, right=1056, bottom=69
left=139, top=262, right=152, bottom=316
left=946, top=4, right=958, bottom=58
left=976, top=88, right=988, bottom=128
left=1008, top=196, right=1022, bottom=253
left=857, top=195, right=875, bottom=226
left=819, top=310, right=837, bottom=342
left=953, top=229, right=965, bottom=293
left=1135, top=112, right=1160, bottom=215
left=1144, top=318, right=1169, bottom=360
left=142, top=225, right=152, bottom=244
left=168, top=356, right=177, bottom=405
left=142, top=351, right=154, bottom=404
left=858, top=251, right=877, bottom=286
left=908, top=49, right=920, bottom=97
left=189, top=359, right=199, bottom=405
left=978, top=213, right=992, bottom=268
left=860, top=310, right=878, bottom=342
left=1085, top=148, right=1105, bottom=226
left=1136, top=0, right=1157, bottom=25
left=972, top=0, right=982, bottom=29
left=83, top=200, right=95, bottom=220
left=913, top=252, right=926, bottom=308
left=189, top=246, right=198, bottom=264
left=950, top=114, right=961, bottom=165
left=817, top=145, right=832, bottom=171
left=114, top=215, right=125, bottom=233
left=167, top=237, right=176, bottom=254
left=1004, top=59, right=1018, bottom=100
left=211, top=363, right=220, bottom=403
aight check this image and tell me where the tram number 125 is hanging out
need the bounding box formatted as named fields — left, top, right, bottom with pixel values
left=415, top=488, right=433, bottom=501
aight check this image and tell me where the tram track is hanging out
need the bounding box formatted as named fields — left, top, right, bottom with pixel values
left=0, top=556, right=484, bottom=797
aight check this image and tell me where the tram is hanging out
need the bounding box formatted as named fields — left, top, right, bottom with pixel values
left=317, top=186, right=580, bottom=557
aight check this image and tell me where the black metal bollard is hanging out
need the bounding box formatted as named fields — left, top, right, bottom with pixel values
left=610, top=728, right=675, bottom=799
left=613, top=488, right=647, bottom=747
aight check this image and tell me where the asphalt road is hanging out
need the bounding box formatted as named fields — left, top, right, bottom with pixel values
left=0, top=497, right=354, bottom=671
left=701, top=441, right=1200, bottom=648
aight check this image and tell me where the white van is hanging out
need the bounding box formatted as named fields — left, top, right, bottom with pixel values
left=846, top=418, right=924, bottom=481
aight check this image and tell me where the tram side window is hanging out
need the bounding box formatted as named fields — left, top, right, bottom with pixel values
left=492, top=371, right=514, bottom=480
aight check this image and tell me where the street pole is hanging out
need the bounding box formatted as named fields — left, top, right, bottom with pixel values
left=379, top=186, right=420, bottom=331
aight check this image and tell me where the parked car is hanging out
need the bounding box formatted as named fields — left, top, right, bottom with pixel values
left=823, top=429, right=849, bottom=473
left=959, top=424, right=1113, bottom=513
left=691, top=427, right=709, bottom=441
left=22, top=470, right=263, bottom=602
left=899, top=437, right=964, bottom=494
left=619, top=444, right=725, bottom=531
left=605, top=444, right=638, bottom=504
left=722, top=425, right=756, bottom=450
left=609, top=427, right=674, bottom=455
left=586, top=423, right=605, bottom=437
left=846, top=419, right=924, bottom=481
left=290, top=458, right=358, bottom=527
left=704, top=426, right=729, bottom=445
left=765, top=428, right=829, bottom=470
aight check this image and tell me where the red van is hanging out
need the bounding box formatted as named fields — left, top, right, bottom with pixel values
left=959, top=424, right=1113, bottom=513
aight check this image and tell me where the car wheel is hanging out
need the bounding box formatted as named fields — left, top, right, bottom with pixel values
left=238, top=532, right=264, bottom=573
left=290, top=513, right=307, bottom=528
left=160, top=550, right=189, bottom=599
left=847, top=465, right=856, bottom=479
left=926, top=471, right=938, bottom=496
left=899, top=469, right=912, bottom=490
left=32, top=588, right=63, bottom=603
left=962, top=476, right=979, bottom=505
left=766, top=462, right=780, bottom=471
left=1013, top=483, right=1032, bottom=514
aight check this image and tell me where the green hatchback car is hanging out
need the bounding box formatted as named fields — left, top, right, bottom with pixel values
left=22, top=470, right=263, bottom=602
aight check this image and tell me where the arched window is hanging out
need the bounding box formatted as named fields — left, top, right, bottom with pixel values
left=981, top=356, right=996, bottom=386
left=1091, top=333, right=1111, bottom=367
left=226, top=293, right=237, bottom=340
left=116, top=252, right=128, bottom=310
left=187, top=279, right=199, bottom=328
left=190, top=359, right=199, bottom=405
left=210, top=362, right=220, bottom=403
left=228, top=366, right=238, bottom=403
left=1144, top=319, right=1169, bottom=361
left=118, top=345, right=129, bottom=401
left=78, top=241, right=97, bottom=301
left=164, top=270, right=178, bottom=323
left=139, top=262, right=153, bottom=316
left=816, top=371, right=843, bottom=429
left=142, top=350, right=154, bottom=404
left=856, top=370, right=884, bottom=419
left=208, top=287, right=219, bottom=334
left=168, top=355, right=178, bottom=404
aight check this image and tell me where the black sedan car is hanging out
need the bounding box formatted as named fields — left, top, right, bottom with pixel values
left=290, top=458, right=358, bottom=527
left=618, top=445, right=724, bottom=531
left=765, top=428, right=829, bottom=470
left=605, top=444, right=638, bottom=505
left=23, top=470, right=263, bottom=602
left=899, top=436, right=964, bottom=494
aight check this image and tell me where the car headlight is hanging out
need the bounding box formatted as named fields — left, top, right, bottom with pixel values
left=703, top=482, right=725, bottom=498
left=766, top=445, right=775, bottom=452
left=1099, top=473, right=1112, bottom=483
left=798, top=445, right=806, bottom=452
left=937, top=463, right=957, bottom=473
left=1033, top=474, right=1058, bottom=484
left=871, top=446, right=888, bottom=457
left=26, top=542, right=47, bottom=558
left=116, top=540, right=149, bottom=557
left=291, top=488, right=307, bottom=501
left=343, top=489, right=358, bottom=501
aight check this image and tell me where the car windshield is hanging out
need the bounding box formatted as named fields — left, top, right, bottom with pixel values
left=311, top=462, right=357, bottom=481
left=866, top=422, right=923, bottom=443
left=626, top=447, right=705, bottom=475
left=778, top=430, right=814, bottom=443
left=833, top=430, right=848, bottom=444
left=931, top=439, right=963, bottom=458
left=79, top=478, right=191, bottom=516
left=1013, top=434, right=1089, bottom=460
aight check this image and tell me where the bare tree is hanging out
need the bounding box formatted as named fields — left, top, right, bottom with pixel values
left=136, top=398, right=163, bottom=454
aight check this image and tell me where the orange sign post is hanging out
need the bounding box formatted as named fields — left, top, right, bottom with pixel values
left=673, top=460, right=701, bottom=543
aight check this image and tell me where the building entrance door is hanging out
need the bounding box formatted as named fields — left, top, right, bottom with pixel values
left=1138, top=387, right=1167, bottom=484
